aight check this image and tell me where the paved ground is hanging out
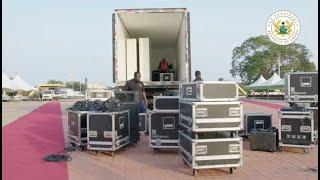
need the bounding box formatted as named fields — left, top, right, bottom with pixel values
left=2, top=101, right=46, bottom=126
left=2, top=99, right=318, bottom=180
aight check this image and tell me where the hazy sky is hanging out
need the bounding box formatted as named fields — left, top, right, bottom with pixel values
left=2, top=0, right=318, bottom=86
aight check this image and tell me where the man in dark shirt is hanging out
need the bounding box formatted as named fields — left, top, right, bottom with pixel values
left=123, top=71, right=148, bottom=113
left=193, top=70, right=204, bottom=82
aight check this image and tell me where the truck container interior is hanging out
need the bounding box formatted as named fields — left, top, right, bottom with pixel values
left=114, top=9, right=189, bottom=84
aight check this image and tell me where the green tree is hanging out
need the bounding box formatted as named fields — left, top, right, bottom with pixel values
left=65, top=81, right=86, bottom=92
left=47, top=80, right=64, bottom=85
left=230, top=35, right=316, bottom=84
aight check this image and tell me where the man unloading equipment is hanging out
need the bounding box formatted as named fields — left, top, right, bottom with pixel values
left=123, top=72, right=149, bottom=142
left=193, top=70, right=204, bottom=82
left=158, top=58, right=169, bottom=73
left=123, top=71, right=148, bottom=113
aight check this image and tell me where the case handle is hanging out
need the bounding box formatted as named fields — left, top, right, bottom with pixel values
left=104, top=131, right=113, bottom=138
left=229, top=144, right=240, bottom=153
left=229, top=107, right=240, bottom=116
left=195, top=108, right=208, bottom=118
left=186, top=87, right=193, bottom=95
left=196, top=145, right=207, bottom=155
left=254, top=120, right=264, bottom=129
left=119, top=116, right=124, bottom=129
left=300, top=126, right=311, bottom=133
left=163, top=117, right=175, bottom=129
left=88, top=131, right=97, bottom=137
left=281, top=125, right=291, bottom=132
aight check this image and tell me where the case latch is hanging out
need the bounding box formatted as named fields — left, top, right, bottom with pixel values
left=229, top=107, right=240, bottom=116
left=195, top=108, right=208, bottom=118
left=104, top=131, right=113, bottom=138
left=186, top=87, right=193, bottom=95
left=281, top=125, right=292, bottom=132
left=88, top=131, right=97, bottom=137
left=196, top=145, right=207, bottom=155
left=300, top=126, right=311, bottom=133
left=229, top=144, right=240, bottom=153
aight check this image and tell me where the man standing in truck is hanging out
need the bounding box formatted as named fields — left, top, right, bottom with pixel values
left=193, top=70, right=204, bottom=82
left=158, top=58, right=169, bottom=73
left=123, top=71, right=148, bottom=113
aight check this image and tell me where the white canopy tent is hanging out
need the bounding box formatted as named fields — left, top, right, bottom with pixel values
left=246, top=75, right=266, bottom=90
left=2, top=72, right=14, bottom=90
left=246, top=73, right=284, bottom=90
left=11, top=74, right=36, bottom=91
left=257, top=73, right=283, bottom=89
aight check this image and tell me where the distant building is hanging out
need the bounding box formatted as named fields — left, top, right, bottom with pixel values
left=85, top=83, right=112, bottom=101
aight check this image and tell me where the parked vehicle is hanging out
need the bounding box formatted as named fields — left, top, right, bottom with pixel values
left=42, top=90, right=60, bottom=101
left=13, top=94, right=29, bottom=101
left=72, top=91, right=85, bottom=99
left=2, top=93, right=11, bottom=101
left=59, top=88, right=74, bottom=99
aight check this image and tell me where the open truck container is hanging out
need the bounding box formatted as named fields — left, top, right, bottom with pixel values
left=112, top=8, right=191, bottom=108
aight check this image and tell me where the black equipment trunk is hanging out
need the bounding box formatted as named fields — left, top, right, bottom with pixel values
left=279, top=111, right=313, bottom=147
left=149, top=111, right=180, bottom=148
left=179, top=130, right=242, bottom=170
left=250, top=128, right=278, bottom=152
left=285, top=72, right=318, bottom=103
left=87, top=110, right=130, bottom=152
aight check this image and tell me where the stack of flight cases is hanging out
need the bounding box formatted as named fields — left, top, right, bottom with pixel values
left=179, top=81, right=243, bottom=176
left=149, top=96, right=180, bottom=153
left=87, top=110, right=130, bottom=156
left=284, top=72, right=318, bottom=143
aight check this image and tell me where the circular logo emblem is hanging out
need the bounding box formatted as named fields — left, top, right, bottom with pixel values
left=266, top=10, right=301, bottom=45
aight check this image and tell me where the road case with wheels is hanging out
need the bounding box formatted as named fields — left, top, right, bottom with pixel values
left=179, top=101, right=243, bottom=132
left=250, top=128, right=278, bottom=152
left=279, top=110, right=313, bottom=151
left=149, top=111, right=180, bottom=152
left=284, top=72, right=318, bottom=103
left=180, top=81, right=238, bottom=102
left=179, top=130, right=242, bottom=176
left=68, top=111, right=88, bottom=150
left=87, top=110, right=130, bottom=156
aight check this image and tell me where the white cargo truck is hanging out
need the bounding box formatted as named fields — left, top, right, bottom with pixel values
left=112, top=8, right=192, bottom=108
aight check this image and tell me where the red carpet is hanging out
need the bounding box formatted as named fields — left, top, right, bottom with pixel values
left=2, top=102, right=68, bottom=180
left=242, top=99, right=283, bottom=110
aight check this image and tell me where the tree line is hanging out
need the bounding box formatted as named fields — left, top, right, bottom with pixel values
left=230, top=35, right=316, bottom=84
